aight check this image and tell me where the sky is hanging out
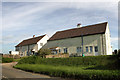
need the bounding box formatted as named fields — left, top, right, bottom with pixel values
left=1, top=1, right=118, bottom=53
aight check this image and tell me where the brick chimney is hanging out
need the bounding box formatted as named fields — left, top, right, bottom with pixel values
left=77, top=23, right=82, bottom=28
left=33, top=35, right=35, bottom=38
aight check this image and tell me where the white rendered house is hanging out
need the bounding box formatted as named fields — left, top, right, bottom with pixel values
left=42, top=22, right=112, bottom=56
left=15, top=34, right=49, bottom=57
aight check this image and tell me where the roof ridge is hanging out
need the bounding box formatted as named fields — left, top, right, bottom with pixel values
left=23, top=34, right=46, bottom=41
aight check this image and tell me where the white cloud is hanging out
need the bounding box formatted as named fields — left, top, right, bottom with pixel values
left=3, top=2, right=118, bottom=31
left=2, top=0, right=119, bottom=2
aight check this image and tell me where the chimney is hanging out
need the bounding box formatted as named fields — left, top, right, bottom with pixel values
left=33, top=35, right=35, bottom=38
left=77, top=23, right=82, bottom=28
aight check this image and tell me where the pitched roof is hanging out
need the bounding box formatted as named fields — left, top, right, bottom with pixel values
left=49, top=22, right=107, bottom=41
left=16, top=34, right=46, bottom=47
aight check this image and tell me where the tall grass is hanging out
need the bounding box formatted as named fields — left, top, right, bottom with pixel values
left=14, top=55, right=120, bottom=79
left=14, top=64, right=120, bottom=80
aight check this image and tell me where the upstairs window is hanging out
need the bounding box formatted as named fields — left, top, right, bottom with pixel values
left=95, top=46, right=98, bottom=52
left=40, top=43, right=43, bottom=46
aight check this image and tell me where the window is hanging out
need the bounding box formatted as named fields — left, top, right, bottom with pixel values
left=21, top=54, right=23, bottom=56
left=90, top=46, right=93, bottom=52
left=77, top=47, right=82, bottom=53
left=59, top=49, right=61, bottom=53
left=86, top=47, right=88, bottom=52
left=64, top=48, right=68, bottom=53
left=40, top=43, right=43, bottom=46
left=95, top=46, right=98, bottom=52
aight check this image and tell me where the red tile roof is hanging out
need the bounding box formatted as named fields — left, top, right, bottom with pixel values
left=16, top=34, right=46, bottom=47
left=49, top=22, right=107, bottom=41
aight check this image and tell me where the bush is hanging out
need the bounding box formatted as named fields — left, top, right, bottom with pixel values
left=37, top=49, right=51, bottom=58
left=18, top=56, right=37, bottom=64
left=2, top=57, right=14, bottom=63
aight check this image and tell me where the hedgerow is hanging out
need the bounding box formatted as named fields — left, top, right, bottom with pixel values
left=2, top=57, right=14, bottom=63
left=18, top=55, right=119, bottom=69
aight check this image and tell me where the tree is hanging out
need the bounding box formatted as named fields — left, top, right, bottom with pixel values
left=114, top=49, right=118, bottom=55
left=37, top=49, right=51, bottom=58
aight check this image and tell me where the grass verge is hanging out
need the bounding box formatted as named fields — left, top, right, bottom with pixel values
left=14, top=64, right=120, bottom=80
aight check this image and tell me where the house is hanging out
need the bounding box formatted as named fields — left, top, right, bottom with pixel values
left=15, top=34, right=49, bottom=57
left=42, top=22, right=112, bottom=56
left=9, top=51, right=19, bottom=55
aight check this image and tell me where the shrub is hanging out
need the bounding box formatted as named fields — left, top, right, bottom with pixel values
left=18, top=56, right=37, bottom=64
left=37, top=49, right=51, bottom=58
left=2, top=57, right=14, bottom=63
left=14, top=55, right=20, bottom=59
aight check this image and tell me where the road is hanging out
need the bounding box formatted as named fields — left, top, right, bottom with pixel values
left=2, top=62, right=68, bottom=80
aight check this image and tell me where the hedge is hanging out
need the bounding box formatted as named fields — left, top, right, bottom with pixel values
left=18, top=55, right=119, bottom=69
left=2, top=57, right=14, bottom=63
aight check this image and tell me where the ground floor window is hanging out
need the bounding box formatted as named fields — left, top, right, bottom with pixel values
left=95, top=46, right=98, bottom=52
left=90, top=46, right=93, bottom=52
left=77, top=47, right=82, bottom=53
left=20, top=54, right=23, bottom=56
left=86, top=46, right=88, bottom=52
left=59, top=49, right=61, bottom=53
left=64, top=48, right=68, bottom=53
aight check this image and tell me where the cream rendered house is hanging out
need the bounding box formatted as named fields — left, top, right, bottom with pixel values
left=15, top=34, right=49, bottom=57
left=42, top=22, right=112, bottom=56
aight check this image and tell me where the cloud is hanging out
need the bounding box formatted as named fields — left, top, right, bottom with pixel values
left=2, top=0, right=119, bottom=2
left=3, top=2, right=118, bottom=31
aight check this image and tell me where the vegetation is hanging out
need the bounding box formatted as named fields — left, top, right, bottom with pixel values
left=2, top=57, right=14, bottom=63
left=15, top=55, right=120, bottom=79
left=13, top=58, right=21, bottom=62
left=18, top=55, right=119, bottom=69
left=37, top=49, right=51, bottom=58
left=14, top=64, right=120, bottom=80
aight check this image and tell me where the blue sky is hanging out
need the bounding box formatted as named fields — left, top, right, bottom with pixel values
left=1, top=2, right=118, bottom=53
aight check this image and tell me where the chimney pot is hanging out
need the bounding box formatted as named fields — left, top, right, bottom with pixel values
left=33, top=35, right=35, bottom=38
left=77, top=23, right=81, bottom=28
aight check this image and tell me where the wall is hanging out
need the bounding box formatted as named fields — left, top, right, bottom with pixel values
left=43, top=34, right=104, bottom=56
left=37, top=34, right=49, bottom=50
left=16, top=44, right=38, bottom=57
left=104, top=24, right=112, bottom=55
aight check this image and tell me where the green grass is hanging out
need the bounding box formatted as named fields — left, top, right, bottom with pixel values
left=14, top=64, right=120, bottom=80
left=14, top=55, right=120, bottom=79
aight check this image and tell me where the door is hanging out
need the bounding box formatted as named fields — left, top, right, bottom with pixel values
left=94, top=46, right=98, bottom=56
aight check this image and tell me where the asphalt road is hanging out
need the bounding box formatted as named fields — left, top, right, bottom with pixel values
left=2, top=62, right=68, bottom=80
